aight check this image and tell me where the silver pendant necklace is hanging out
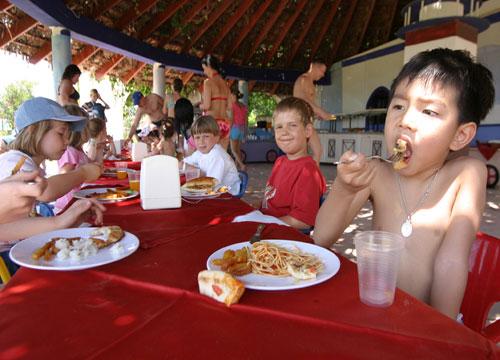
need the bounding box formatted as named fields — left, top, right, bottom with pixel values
left=396, top=169, right=440, bottom=238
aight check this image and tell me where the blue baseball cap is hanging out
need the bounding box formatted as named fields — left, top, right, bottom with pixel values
left=132, top=91, right=143, bottom=106
left=15, top=97, right=87, bottom=133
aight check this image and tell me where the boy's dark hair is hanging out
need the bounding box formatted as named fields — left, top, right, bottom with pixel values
left=273, top=97, right=314, bottom=126
left=390, top=48, right=494, bottom=125
left=191, top=115, right=220, bottom=136
left=172, top=78, right=183, bottom=93
left=174, top=98, right=194, bottom=137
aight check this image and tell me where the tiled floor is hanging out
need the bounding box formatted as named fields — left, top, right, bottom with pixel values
left=241, top=162, right=500, bottom=326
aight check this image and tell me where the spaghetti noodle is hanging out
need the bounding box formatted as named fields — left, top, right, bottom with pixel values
left=249, top=242, right=324, bottom=278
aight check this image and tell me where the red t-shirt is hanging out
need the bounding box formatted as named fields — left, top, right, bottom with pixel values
left=261, top=156, right=326, bottom=226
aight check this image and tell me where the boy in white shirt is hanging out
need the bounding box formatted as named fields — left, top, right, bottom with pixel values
left=183, top=116, right=241, bottom=196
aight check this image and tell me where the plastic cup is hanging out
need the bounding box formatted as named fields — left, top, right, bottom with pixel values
left=185, top=167, right=200, bottom=182
left=128, top=171, right=140, bottom=192
left=354, top=231, right=404, bottom=308
left=115, top=162, right=128, bottom=180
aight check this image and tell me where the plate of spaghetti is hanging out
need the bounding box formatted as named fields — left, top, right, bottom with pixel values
left=207, top=240, right=340, bottom=290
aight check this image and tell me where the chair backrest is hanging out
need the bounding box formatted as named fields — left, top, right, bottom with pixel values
left=460, top=232, right=500, bottom=341
left=236, top=171, right=249, bottom=199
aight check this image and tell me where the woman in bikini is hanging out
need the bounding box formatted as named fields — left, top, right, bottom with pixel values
left=58, top=64, right=82, bottom=106
left=200, top=54, right=231, bottom=150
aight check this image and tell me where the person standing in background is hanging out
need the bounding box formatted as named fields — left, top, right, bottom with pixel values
left=163, top=78, right=184, bottom=118
left=125, top=91, right=164, bottom=147
left=58, top=64, right=81, bottom=106
left=293, top=60, right=336, bottom=164
left=230, top=87, right=248, bottom=171
left=82, top=89, right=110, bottom=121
left=200, top=54, right=232, bottom=150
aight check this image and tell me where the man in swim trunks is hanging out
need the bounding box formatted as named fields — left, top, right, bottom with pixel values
left=293, top=60, right=336, bottom=164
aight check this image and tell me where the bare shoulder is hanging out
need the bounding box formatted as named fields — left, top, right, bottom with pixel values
left=443, top=155, right=486, bottom=178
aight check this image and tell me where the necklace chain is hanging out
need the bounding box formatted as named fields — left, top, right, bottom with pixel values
left=396, top=169, right=440, bottom=221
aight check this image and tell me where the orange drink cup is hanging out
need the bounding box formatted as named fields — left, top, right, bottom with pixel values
left=128, top=171, right=140, bottom=192
left=116, top=162, right=128, bottom=179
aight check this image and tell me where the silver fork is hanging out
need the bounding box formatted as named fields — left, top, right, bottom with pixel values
left=249, top=223, right=266, bottom=244
left=334, top=153, right=402, bottom=165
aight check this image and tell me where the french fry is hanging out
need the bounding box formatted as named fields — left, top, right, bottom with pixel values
left=11, top=157, right=27, bottom=175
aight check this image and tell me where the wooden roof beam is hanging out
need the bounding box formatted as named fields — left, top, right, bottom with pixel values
left=308, top=0, right=341, bottom=61
left=94, top=0, right=189, bottom=80
left=243, top=0, right=288, bottom=63
left=121, top=62, right=146, bottom=84
left=285, top=0, right=325, bottom=65
left=270, top=83, right=279, bottom=95
left=353, top=0, right=377, bottom=55
left=326, top=0, right=358, bottom=66
left=95, top=54, right=123, bottom=80
left=0, top=15, right=37, bottom=48
left=181, top=72, right=194, bottom=85
left=262, top=0, right=308, bottom=65
left=93, top=0, right=124, bottom=17
left=0, top=0, right=13, bottom=11
left=116, top=0, right=159, bottom=30
left=120, top=0, right=209, bottom=84
left=28, top=0, right=123, bottom=65
left=383, top=0, right=400, bottom=43
left=138, top=0, right=189, bottom=39
left=182, top=0, right=233, bottom=53
left=223, top=0, right=272, bottom=61
left=29, top=41, right=51, bottom=64
left=205, top=0, right=255, bottom=54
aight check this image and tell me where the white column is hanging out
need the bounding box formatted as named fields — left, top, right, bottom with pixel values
left=50, top=27, right=71, bottom=100
left=153, top=63, right=165, bottom=98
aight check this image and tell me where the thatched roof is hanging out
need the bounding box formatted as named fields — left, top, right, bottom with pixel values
left=1, top=0, right=412, bottom=94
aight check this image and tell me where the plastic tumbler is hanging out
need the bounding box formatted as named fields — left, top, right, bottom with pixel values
left=116, top=162, right=128, bottom=180
left=354, top=231, right=404, bottom=307
left=185, top=167, right=200, bottom=182
left=128, top=170, right=140, bottom=192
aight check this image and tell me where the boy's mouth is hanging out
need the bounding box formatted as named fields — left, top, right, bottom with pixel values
left=393, top=138, right=412, bottom=169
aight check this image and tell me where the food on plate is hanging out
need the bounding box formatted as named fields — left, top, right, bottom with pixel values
left=85, top=188, right=132, bottom=200
left=198, top=270, right=245, bottom=306
left=211, top=241, right=324, bottom=280
left=181, top=176, right=217, bottom=193
left=392, top=139, right=408, bottom=170
left=11, top=157, right=27, bottom=175
left=32, top=226, right=125, bottom=261
left=250, top=242, right=323, bottom=279
left=211, top=247, right=252, bottom=275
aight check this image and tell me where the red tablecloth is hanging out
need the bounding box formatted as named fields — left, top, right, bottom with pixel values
left=0, top=199, right=497, bottom=359
left=103, top=159, right=141, bottom=170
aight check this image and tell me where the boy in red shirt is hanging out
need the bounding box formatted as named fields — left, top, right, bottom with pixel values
left=261, top=97, right=326, bottom=230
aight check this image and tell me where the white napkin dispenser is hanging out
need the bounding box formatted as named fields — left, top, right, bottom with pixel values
left=132, top=142, right=148, bottom=161
left=140, top=155, right=181, bottom=210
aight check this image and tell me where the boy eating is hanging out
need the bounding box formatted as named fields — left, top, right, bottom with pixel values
left=314, top=49, right=495, bottom=319
left=261, top=97, right=326, bottom=230
left=182, top=116, right=240, bottom=196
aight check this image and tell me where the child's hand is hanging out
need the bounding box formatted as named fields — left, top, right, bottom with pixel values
left=56, top=199, right=106, bottom=228
left=79, top=163, right=102, bottom=182
left=0, top=171, right=48, bottom=223
left=336, top=151, right=376, bottom=194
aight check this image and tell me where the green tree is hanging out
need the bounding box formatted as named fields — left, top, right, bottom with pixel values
left=0, top=81, right=34, bottom=135
left=248, top=91, right=277, bottom=127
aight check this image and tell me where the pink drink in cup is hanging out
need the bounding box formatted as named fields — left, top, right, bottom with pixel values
left=354, top=231, right=404, bottom=307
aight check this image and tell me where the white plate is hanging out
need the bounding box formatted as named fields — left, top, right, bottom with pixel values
left=181, top=185, right=230, bottom=200
left=73, top=187, right=138, bottom=203
left=207, top=240, right=340, bottom=290
left=9, top=227, right=139, bottom=271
